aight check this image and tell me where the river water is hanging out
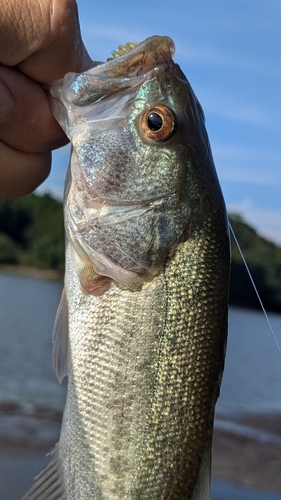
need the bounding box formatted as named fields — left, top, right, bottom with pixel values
left=0, top=272, right=65, bottom=411
left=1, top=271, right=281, bottom=416
left=218, top=305, right=281, bottom=416
left=1, top=271, right=281, bottom=500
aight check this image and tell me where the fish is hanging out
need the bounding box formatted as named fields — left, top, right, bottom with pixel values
left=23, top=35, right=230, bottom=499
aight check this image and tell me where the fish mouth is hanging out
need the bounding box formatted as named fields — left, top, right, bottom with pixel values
left=98, top=35, right=175, bottom=77
left=62, top=36, right=176, bottom=106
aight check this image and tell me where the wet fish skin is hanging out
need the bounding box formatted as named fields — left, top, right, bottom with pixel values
left=23, top=36, right=230, bottom=500
left=62, top=217, right=228, bottom=500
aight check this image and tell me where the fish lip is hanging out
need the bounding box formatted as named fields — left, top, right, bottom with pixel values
left=58, top=36, right=176, bottom=108
left=88, top=35, right=175, bottom=78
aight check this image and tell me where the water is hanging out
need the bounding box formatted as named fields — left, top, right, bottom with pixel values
left=1, top=271, right=281, bottom=415
left=1, top=271, right=281, bottom=500
left=218, top=306, right=281, bottom=416
left=0, top=272, right=65, bottom=411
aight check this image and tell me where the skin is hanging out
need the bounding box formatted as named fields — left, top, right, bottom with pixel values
left=0, top=0, right=93, bottom=197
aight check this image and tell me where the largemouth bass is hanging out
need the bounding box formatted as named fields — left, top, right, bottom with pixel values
left=23, top=35, right=230, bottom=500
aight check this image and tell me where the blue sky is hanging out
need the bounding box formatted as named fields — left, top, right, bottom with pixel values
left=39, top=0, right=281, bottom=244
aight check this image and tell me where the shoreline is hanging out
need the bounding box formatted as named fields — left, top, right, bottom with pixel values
left=0, top=265, right=63, bottom=281
left=1, top=267, right=281, bottom=315
left=212, top=411, right=281, bottom=494
left=1, top=403, right=281, bottom=497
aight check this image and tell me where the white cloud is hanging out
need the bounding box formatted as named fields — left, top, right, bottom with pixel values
left=83, top=24, right=143, bottom=44
left=192, top=85, right=274, bottom=127
left=83, top=24, right=271, bottom=77
left=227, top=200, right=281, bottom=246
left=176, top=42, right=253, bottom=71
left=213, top=144, right=281, bottom=187
left=36, top=184, right=64, bottom=201
left=175, top=38, right=280, bottom=79
left=205, top=98, right=272, bottom=127
left=82, top=24, right=146, bottom=61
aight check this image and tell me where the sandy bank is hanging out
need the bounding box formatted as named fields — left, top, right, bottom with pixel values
left=212, top=412, right=281, bottom=494
left=1, top=403, right=281, bottom=498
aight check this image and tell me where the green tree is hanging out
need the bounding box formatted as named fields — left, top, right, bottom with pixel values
left=0, top=193, right=65, bottom=272
left=0, top=233, right=19, bottom=264
left=229, top=214, right=281, bottom=312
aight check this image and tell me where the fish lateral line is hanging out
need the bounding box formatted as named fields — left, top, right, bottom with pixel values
left=229, top=221, right=281, bottom=355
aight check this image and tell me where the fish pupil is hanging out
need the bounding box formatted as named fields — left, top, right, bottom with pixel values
left=147, top=112, right=163, bottom=131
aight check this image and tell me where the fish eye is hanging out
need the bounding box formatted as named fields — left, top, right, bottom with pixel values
left=140, top=105, right=175, bottom=142
left=147, top=112, right=163, bottom=131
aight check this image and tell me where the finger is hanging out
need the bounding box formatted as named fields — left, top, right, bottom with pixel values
left=0, top=0, right=93, bottom=82
left=0, top=140, right=51, bottom=197
left=0, top=65, right=67, bottom=153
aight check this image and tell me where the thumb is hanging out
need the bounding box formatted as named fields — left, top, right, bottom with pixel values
left=0, top=0, right=93, bottom=83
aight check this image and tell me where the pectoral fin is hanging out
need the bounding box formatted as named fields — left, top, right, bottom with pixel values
left=52, top=288, right=68, bottom=384
left=68, top=231, right=112, bottom=294
left=22, top=444, right=66, bottom=500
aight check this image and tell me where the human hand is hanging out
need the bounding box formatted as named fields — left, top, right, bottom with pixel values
left=0, top=0, right=93, bottom=196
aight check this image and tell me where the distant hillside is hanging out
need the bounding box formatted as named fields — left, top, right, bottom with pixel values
left=0, top=193, right=64, bottom=273
left=0, top=194, right=280, bottom=312
left=229, top=214, right=281, bottom=313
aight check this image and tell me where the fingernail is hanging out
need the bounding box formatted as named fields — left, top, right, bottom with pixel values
left=0, top=79, right=14, bottom=119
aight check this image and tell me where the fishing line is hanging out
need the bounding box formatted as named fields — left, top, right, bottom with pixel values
left=229, top=221, right=281, bottom=355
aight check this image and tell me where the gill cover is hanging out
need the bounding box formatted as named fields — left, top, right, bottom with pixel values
left=50, top=36, right=191, bottom=291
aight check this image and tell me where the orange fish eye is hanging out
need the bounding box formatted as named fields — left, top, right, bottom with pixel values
left=140, top=105, right=175, bottom=142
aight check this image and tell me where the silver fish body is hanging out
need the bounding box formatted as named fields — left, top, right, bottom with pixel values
left=23, top=36, right=230, bottom=500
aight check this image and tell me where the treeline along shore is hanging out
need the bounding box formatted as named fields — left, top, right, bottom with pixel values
left=0, top=193, right=64, bottom=276
left=0, top=193, right=281, bottom=313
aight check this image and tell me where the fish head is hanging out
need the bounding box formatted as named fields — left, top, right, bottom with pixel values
left=50, top=36, right=226, bottom=292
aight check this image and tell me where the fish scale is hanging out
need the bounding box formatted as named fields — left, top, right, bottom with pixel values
left=61, top=245, right=166, bottom=499
left=23, top=35, right=230, bottom=500
left=57, top=211, right=228, bottom=499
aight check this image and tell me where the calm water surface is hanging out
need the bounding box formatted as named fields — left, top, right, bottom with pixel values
left=1, top=272, right=281, bottom=500
left=218, top=306, right=281, bottom=415
left=1, top=271, right=281, bottom=415
left=0, top=272, right=64, bottom=410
